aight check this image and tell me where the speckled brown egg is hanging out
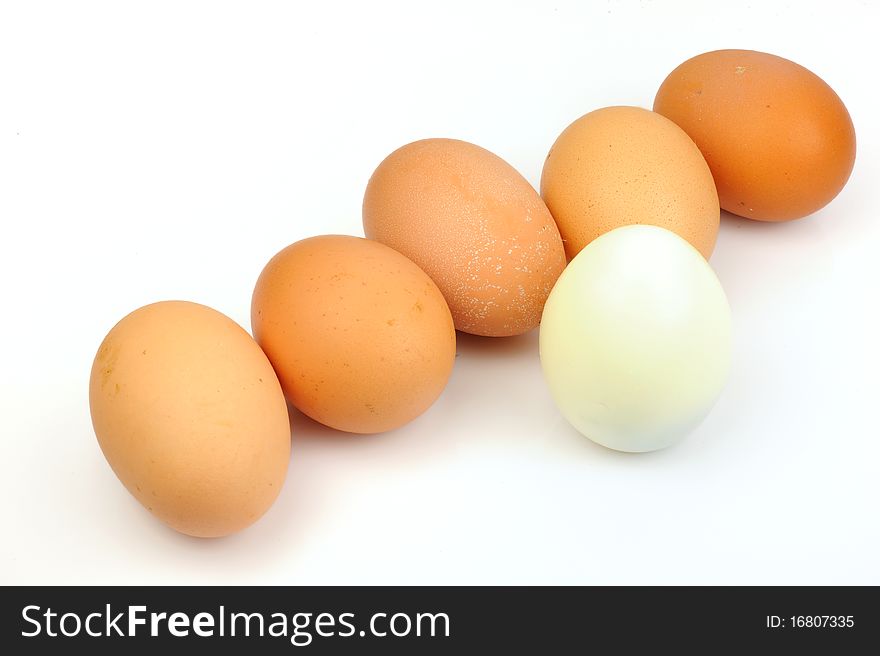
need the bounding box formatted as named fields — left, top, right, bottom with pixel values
left=89, top=301, right=291, bottom=538
left=654, top=49, right=856, bottom=221
left=251, top=235, right=456, bottom=434
left=540, top=106, right=719, bottom=260
left=362, top=138, right=566, bottom=337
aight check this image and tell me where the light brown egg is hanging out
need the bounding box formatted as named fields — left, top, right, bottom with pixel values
left=540, top=106, right=719, bottom=260
left=251, top=235, right=456, bottom=434
left=89, top=301, right=291, bottom=538
left=654, top=49, right=856, bottom=221
left=362, top=138, right=566, bottom=337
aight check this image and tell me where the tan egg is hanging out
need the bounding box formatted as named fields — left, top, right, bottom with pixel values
left=541, top=106, right=719, bottom=260
left=89, top=301, right=291, bottom=538
left=362, top=138, right=566, bottom=337
left=251, top=235, right=456, bottom=434
left=654, top=49, right=856, bottom=221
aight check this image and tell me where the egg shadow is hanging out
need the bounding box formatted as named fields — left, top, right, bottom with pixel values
left=286, top=393, right=459, bottom=473
left=711, top=208, right=833, bottom=309
left=454, top=328, right=539, bottom=359
left=714, top=207, right=834, bottom=250
left=286, top=403, right=445, bottom=452
left=287, top=403, right=357, bottom=444
left=717, top=207, right=828, bottom=234
left=442, top=329, right=541, bottom=416
left=552, top=414, right=687, bottom=464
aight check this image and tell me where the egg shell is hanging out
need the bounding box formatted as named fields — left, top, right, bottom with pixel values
left=539, top=225, right=731, bottom=452
left=251, top=235, right=456, bottom=434
left=89, top=301, right=291, bottom=538
left=540, top=106, right=719, bottom=260
left=654, top=49, right=856, bottom=221
left=362, top=138, right=566, bottom=337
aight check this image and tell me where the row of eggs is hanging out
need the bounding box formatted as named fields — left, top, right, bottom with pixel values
left=90, top=50, right=855, bottom=537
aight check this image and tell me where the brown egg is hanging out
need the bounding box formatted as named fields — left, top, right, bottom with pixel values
left=251, top=235, right=456, bottom=434
left=541, top=106, right=719, bottom=260
left=89, top=301, right=291, bottom=538
left=362, top=138, right=566, bottom=337
left=654, top=49, right=856, bottom=221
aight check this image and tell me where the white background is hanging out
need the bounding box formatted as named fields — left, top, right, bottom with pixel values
left=2, top=0, right=878, bottom=585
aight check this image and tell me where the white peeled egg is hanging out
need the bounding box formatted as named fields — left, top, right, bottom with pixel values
left=539, top=225, right=731, bottom=452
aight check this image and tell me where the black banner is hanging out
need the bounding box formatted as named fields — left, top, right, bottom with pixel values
left=1, top=586, right=876, bottom=653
